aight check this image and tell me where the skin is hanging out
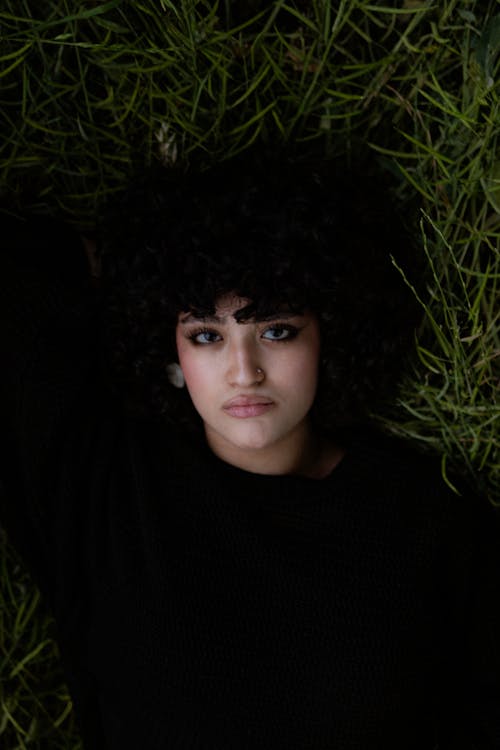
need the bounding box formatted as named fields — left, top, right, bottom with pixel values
left=175, top=295, right=344, bottom=479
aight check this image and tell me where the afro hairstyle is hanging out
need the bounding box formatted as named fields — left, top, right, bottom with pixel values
left=99, top=147, right=422, bottom=439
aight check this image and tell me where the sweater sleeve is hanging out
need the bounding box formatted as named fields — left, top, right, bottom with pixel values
left=464, top=499, right=500, bottom=748
left=437, top=490, right=500, bottom=748
left=0, top=213, right=101, bottom=579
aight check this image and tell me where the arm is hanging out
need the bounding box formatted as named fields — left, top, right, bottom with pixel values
left=463, top=499, right=500, bottom=748
left=436, top=492, right=500, bottom=748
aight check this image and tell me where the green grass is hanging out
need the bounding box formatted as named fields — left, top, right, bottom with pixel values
left=0, top=0, right=499, bottom=745
left=0, top=532, right=83, bottom=748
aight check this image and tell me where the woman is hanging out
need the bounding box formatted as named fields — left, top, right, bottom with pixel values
left=1, top=150, right=499, bottom=749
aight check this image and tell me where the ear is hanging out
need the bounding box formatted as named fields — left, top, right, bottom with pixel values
left=165, top=362, right=185, bottom=388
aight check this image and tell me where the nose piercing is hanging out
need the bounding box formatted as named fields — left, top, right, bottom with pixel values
left=256, top=367, right=264, bottom=379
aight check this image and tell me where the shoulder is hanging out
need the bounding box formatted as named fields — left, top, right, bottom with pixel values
left=342, top=426, right=499, bottom=538
left=344, top=426, right=446, bottom=495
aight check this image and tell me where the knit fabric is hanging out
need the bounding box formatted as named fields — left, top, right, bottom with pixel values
left=1, top=219, right=500, bottom=749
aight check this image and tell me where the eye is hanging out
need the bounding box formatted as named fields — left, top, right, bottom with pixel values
left=188, top=328, right=222, bottom=344
left=261, top=324, right=299, bottom=341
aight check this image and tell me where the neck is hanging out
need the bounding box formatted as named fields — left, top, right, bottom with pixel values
left=205, top=422, right=344, bottom=480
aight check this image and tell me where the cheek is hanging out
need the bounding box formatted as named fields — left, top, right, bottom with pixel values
left=298, top=350, right=320, bottom=399
left=305, top=325, right=321, bottom=382
left=290, top=330, right=320, bottom=377
left=176, top=337, right=216, bottom=407
left=296, top=338, right=321, bottom=405
left=272, top=342, right=320, bottom=404
left=175, top=332, right=194, bottom=382
left=176, top=340, right=198, bottom=387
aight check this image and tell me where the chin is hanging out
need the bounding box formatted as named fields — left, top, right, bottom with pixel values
left=228, top=425, right=278, bottom=452
left=232, top=436, right=274, bottom=452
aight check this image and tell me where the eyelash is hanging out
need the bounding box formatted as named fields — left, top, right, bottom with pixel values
left=187, top=328, right=221, bottom=345
left=187, top=323, right=300, bottom=345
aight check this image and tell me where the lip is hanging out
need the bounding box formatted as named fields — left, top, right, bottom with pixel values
left=223, top=395, right=275, bottom=419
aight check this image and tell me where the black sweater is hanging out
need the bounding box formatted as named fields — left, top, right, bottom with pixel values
left=1, top=219, right=500, bottom=749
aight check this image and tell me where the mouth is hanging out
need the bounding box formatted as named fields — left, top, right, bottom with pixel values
left=222, top=396, right=275, bottom=419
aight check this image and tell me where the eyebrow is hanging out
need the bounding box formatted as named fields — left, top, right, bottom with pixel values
left=179, top=311, right=299, bottom=325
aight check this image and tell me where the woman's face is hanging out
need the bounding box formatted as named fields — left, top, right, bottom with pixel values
left=175, top=294, right=321, bottom=469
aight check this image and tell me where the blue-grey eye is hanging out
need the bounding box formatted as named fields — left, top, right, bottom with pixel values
left=261, top=325, right=298, bottom=341
left=190, top=329, right=221, bottom=344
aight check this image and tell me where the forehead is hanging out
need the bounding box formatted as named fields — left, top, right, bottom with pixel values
left=214, top=294, right=251, bottom=318
left=178, top=295, right=248, bottom=325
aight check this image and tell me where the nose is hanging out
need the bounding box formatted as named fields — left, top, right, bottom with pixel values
left=226, top=335, right=264, bottom=388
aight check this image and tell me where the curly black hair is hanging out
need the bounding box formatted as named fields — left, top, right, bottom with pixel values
left=99, top=147, right=422, bottom=439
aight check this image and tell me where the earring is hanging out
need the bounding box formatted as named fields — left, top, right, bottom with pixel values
left=166, top=362, right=185, bottom=388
